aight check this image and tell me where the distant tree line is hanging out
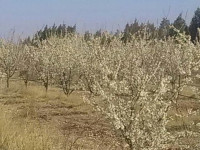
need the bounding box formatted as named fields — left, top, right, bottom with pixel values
left=24, top=24, right=76, bottom=46
left=121, top=8, right=200, bottom=43
left=24, top=7, right=200, bottom=44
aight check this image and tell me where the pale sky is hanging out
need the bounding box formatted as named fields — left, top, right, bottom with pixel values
left=0, top=0, right=199, bottom=38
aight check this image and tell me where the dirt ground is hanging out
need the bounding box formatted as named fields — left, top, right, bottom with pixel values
left=0, top=81, right=123, bottom=150
left=0, top=81, right=200, bottom=149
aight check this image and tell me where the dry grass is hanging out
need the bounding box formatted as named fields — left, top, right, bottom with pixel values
left=0, top=105, right=65, bottom=150
left=0, top=80, right=200, bottom=149
left=0, top=81, right=121, bottom=150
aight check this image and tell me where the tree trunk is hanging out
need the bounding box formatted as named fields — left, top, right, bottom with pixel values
left=24, top=72, right=28, bottom=88
left=45, top=82, right=48, bottom=93
left=24, top=79, right=28, bottom=88
left=6, top=76, right=9, bottom=88
left=44, top=75, right=49, bottom=93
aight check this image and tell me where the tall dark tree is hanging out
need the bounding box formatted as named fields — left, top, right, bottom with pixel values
left=51, top=23, right=57, bottom=36
left=158, top=18, right=170, bottom=39
left=173, top=13, right=188, bottom=33
left=121, top=23, right=131, bottom=43
left=122, top=20, right=145, bottom=43
left=67, top=24, right=76, bottom=35
left=169, top=13, right=189, bottom=37
left=84, top=31, right=92, bottom=41
left=129, top=19, right=141, bottom=34
left=189, top=8, right=200, bottom=42
left=57, top=24, right=65, bottom=37
left=145, top=22, right=157, bottom=39
left=114, top=29, right=121, bottom=37
left=94, top=29, right=102, bottom=38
